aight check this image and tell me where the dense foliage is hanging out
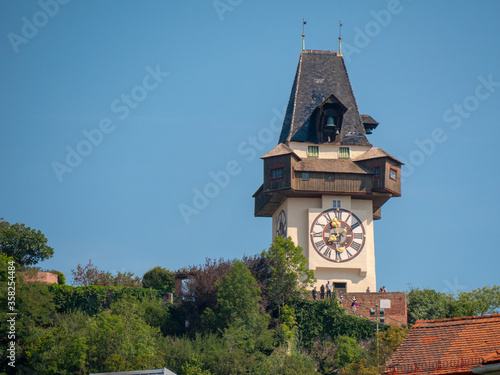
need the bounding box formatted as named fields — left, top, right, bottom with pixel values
left=1, top=238, right=400, bottom=374
left=4, top=231, right=499, bottom=374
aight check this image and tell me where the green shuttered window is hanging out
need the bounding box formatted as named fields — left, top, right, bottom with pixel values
left=308, top=146, right=319, bottom=157
left=339, top=147, right=350, bottom=159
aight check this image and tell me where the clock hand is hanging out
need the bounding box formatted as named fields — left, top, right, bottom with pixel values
left=328, top=233, right=338, bottom=242
left=330, top=218, right=341, bottom=228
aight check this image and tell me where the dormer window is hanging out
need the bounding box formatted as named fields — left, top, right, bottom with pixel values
left=309, top=94, right=348, bottom=143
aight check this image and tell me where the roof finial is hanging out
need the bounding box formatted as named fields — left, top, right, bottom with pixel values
left=302, top=19, right=307, bottom=51
left=338, top=20, right=343, bottom=56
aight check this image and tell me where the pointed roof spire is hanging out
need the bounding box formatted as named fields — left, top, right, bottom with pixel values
left=302, top=19, right=307, bottom=51
left=278, top=50, right=371, bottom=146
left=338, top=20, right=343, bottom=56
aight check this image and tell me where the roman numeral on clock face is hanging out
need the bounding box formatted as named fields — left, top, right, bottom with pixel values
left=351, top=221, right=360, bottom=230
left=334, top=210, right=342, bottom=220
left=312, top=232, right=322, bottom=238
left=315, top=240, right=326, bottom=251
left=353, top=233, right=363, bottom=240
left=335, top=251, right=342, bottom=261
left=350, top=242, right=361, bottom=251
left=323, top=248, right=332, bottom=258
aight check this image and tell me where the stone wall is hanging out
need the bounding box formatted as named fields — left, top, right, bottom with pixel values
left=22, top=271, right=59, bottom=284
left=344, top=291, right=407, bottom=326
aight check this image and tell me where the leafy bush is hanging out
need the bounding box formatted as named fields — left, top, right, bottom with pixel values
left=142, top=266, right=174, bottom=294
left=49, top=270, right=65, bottom=285
left=48, top=284, right=162, bottom=316
left=295, top=298, right=377, bottom=347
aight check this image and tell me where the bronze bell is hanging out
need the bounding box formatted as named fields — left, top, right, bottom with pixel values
left=324, top=116, right=336, bottom=129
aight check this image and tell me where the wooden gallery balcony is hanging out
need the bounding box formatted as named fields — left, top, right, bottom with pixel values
left=254, top=147, right=402, bottom=219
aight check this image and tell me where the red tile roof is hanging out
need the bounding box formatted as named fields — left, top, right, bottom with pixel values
left=482, top=350, right=500, bottom=364
left=384, top=314, right=500, bottom=374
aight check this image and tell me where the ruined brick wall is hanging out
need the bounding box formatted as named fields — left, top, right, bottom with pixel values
left=22, top=271, right=59, bottom=284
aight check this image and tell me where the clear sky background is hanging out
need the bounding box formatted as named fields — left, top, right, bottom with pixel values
left=1, top=0, right=499, bottom=294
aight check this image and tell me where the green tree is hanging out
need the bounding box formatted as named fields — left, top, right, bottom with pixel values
left=407, top=286, right=500, bottom=325
left=25, top=312, right=89, bottom=374
left=371, top=325, right=409, bottom=368
left=334, top=335, right=366, bottom=369
left=454, top=285, right=500, bottom=316
left=406, top=287, right=455, bottom=325
left=0, top=220, right=54, bottom=266
left=216, top=260, right=272, bottom=353
left=262, top=237, right=315, bottom=311
left=295, top=297, right=376, bottom=348
left=142, top=266, right=174, bottom=294
left=86, top=299, right=164, bottom=372
left=341, top=325, right=409, bottom=374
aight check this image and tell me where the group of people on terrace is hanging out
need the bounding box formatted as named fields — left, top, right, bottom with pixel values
left=311, top=281, right=333, bottom=300
left=312, top=283, right=388, bottom=302
left=366, top=285, right=387, bottom=293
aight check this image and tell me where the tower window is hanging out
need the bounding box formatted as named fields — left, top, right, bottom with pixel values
left=270, top=167, right=284, bottom=180
left=308, top=146, right=319, bottom=157
left=302, top=172, right=310, bottom=181
left=339, top=147, right=350, bottom=159
left=332, top=200, right=341, bottom=208
left=389, top=167, right=398, bottom=181
left=374, top=166, right=381, bottom=178
left=333, top=282, right=347, bottom=290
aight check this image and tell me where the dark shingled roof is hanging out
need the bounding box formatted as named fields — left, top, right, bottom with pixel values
left=279, top=50, right=371, bottom=147
left=354, top=147, right=404, bottom=165
left=294, top=159, right=373, bottom=174
left=261, top=143, right=299, bottom=159
left=360, top=114, right=379, bottom=125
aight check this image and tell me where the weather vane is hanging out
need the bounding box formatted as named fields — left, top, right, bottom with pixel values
left=338, top=20, right=343, bottom=56
left=302, top=19, right=307, bottom=51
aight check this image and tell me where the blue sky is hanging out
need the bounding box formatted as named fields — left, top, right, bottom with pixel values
left=1, top=0, right=499, bottom=294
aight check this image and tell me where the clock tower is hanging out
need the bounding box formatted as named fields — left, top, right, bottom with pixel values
left=253, top=50, right=402, bottom=293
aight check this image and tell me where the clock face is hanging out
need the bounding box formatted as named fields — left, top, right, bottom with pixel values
left=310, top=208, right=365, bottom=262
left=276, top=210, right=287, bottom=238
